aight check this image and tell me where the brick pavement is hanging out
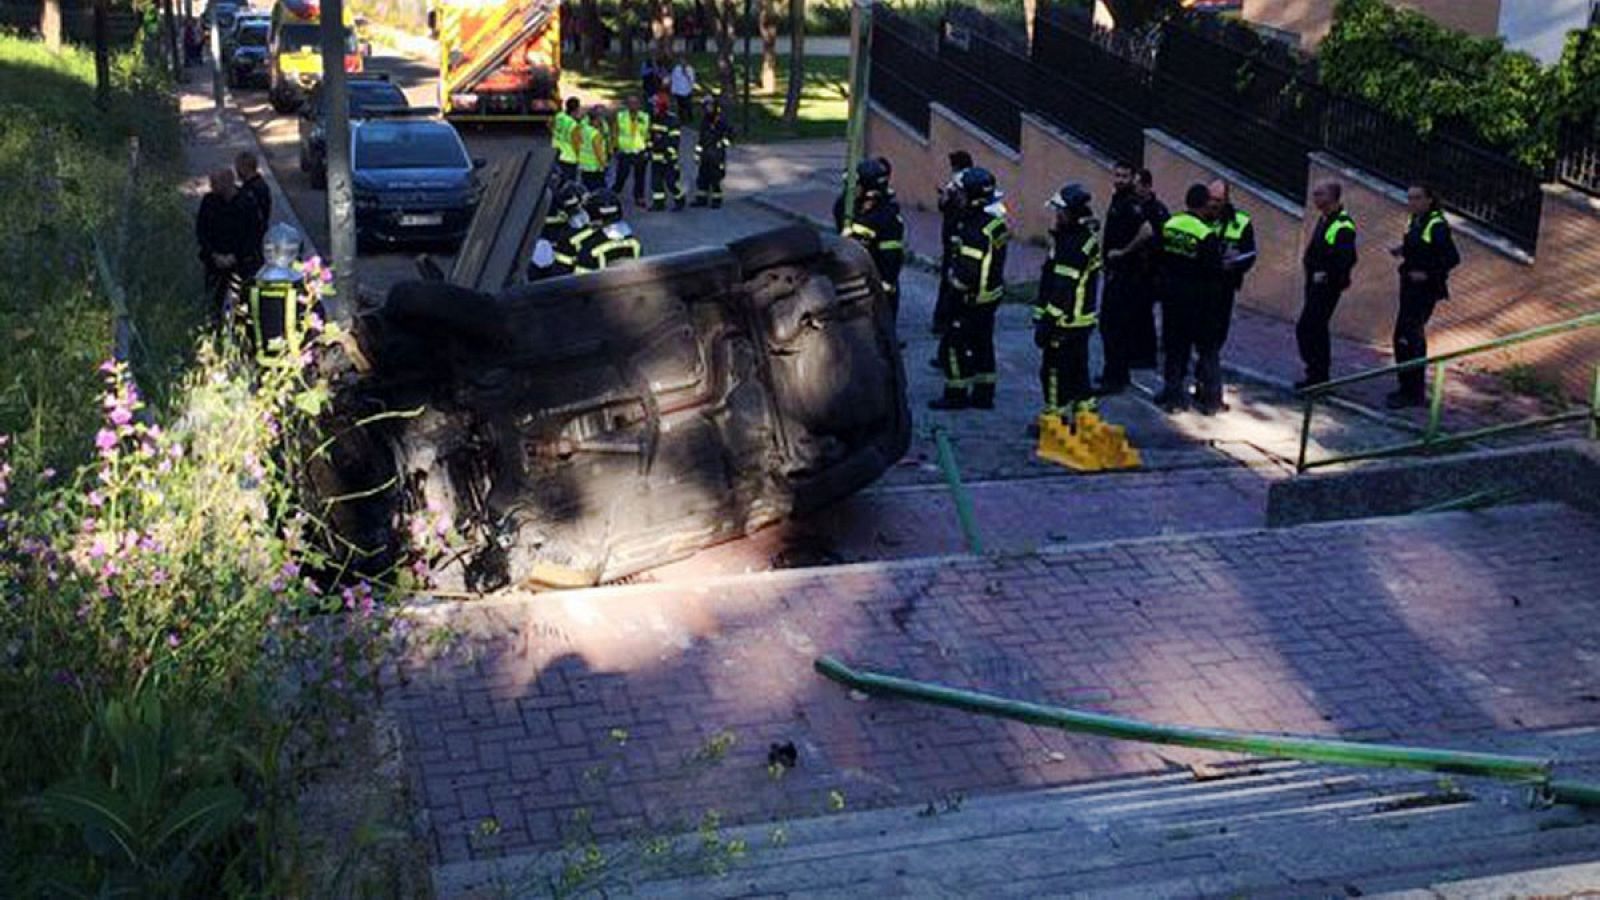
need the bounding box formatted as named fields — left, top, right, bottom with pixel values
left=388, top=503, right=1600, bottom=864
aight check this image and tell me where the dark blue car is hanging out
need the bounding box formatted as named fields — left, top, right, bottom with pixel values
left=350, top=111, right=483, bottom=251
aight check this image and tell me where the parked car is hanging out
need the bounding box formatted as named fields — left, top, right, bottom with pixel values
left=226, top=18, right=272, bottom=86
left=297, top=74, right=408, bottom=188
left=349, top=109, right=483, bottom=249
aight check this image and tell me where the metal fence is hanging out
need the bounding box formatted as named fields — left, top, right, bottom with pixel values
left=1030, top=14, right=1153, bottom=166
left=870, top=10, right=938, bottom=136
left=1557, top=121, right=1600, bottom=198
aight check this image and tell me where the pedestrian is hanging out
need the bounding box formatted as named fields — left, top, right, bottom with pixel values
left=1033, top=182, right=1102, bottom=425
left=670, top=56, right=697, bottom=124
left=577, top=105, right=610, bottom=191
left=235, top=151, right=271, bottom=246
left=1296, top=181, right=1358, bottom=389
left=648, top=90, right=686, bottom=211
left=932, top=150, right=973, bottom=336
left=1386, top=184, right=1459, bottom=408
left=552, top=96, right=581, bottom=183
left=930, top=167, right=1008, bottom=411
left=184, top=17, right=203, bottom=65
left=691, top=97, right=731, bottom=208
left=1098, top=163, right=1167, bottom=393
left=1153, top=183, right=1225, bottom=413
left=839, top=157, right=906, bottom=315
left=195, top=168, right=259, bottom=325
left=527, top=181, right=587, bottom=280
left=831, top=154, right=891, bottom=230
left=570, top=189, right=642, bottom=273
left=611, top=94, right=651, bottom=207
left=1194, top=178, right=1256, bottom=415
left=641, top=56, right=659, bottom=100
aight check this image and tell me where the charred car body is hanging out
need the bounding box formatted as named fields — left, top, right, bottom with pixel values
left=325, top=223, right=910, bottom=590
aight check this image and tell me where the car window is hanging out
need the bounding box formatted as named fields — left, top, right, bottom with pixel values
left=349, top=84, right=408, bottom=117
left=355, top=123, right=469, bottom=170
left=277, top=23, right=357, bottom=53
left=239, top=25, right=268, bottom=46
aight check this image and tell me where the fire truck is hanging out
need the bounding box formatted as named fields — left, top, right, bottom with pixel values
left=435, top=0, right=561, bottom=123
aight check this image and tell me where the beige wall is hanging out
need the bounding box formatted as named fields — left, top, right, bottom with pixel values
left=1241, top=0, right=1501, bottom=47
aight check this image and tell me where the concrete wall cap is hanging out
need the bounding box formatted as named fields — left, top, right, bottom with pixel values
left=1022, top=112, right=1118, bottom=172
left=869, top=101, right=931, bottom=148
left=1145, top=128, right=1303, bottom=219
left=1541, top=181, right=1600, bottom=218
left=1308, top=151, right=1536, bottom=267
left=930, top=103, right=1023, bottom=163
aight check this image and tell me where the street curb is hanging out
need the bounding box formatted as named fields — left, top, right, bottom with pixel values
left=745, top=194, right=942, bottom=273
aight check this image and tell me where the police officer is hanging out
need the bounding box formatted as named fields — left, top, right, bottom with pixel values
left=1386, top=183, right=1459, bottom=408
left=1098, top=163, right=1168, bottom=393
left=571, top=189, right=642, bottom=273
left=839, top=157, right=906, bottom=314
left=1297, top=181, right=1358, bottom=389
left=1194, top=179, right=1256, bottom=415
left=576, top=105, right=610, bottom=191
left=931, top=167, right=1009, bottom=411
left=552, top=96, right=581, bottom=183
left=648, top=92, right=686, bottom=211
left=1033, top=182, right=1102, bottom=423
left=691, top=97, right=732, bottom=208
left=1153, top=183, right=1224, bottom=412
left=933, top=150, right=974, bottom=336
left=528, top=181, right=587, bottom=281
left=611, top=94, right=651, bottom=207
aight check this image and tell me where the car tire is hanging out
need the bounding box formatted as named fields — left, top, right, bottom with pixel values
left=727, top=224, right=823, bottom=275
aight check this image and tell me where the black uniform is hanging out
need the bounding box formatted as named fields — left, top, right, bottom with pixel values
left=1033, top=219, right=1102, bottom=416
left=649, top=109, right=685, bottom=210
left=1099, top=187, right=1167, bottom=387
left=1156, top=210, right=1225, bottom=408
left=1297, top=207, right=1359, bottom=385
left=1394, top=208, right=1459, bottom=400
left=196, top=189, right=261, bottom=323
left=1193, top=205, right=1257, bottom=409
left=841, top=194, right=906, bottom=313
left=932, top=172, right=966, bottom=334
left=939, top=203, right=1008, bottom=407
left=693, top=113, right=731, bottom=207
left=239, top=172, right=271, bottom=246
left=571, top=223, right=642, bottom=273
left=527, top=208, right=582, bottom=280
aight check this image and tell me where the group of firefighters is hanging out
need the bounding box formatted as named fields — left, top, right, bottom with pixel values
left=837, top=151, right=1462, bottom=423
left=530, top=89, right=736, bottom=280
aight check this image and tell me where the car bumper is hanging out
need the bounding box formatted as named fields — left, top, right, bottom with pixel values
left=356, top=205, right=476, bottom=246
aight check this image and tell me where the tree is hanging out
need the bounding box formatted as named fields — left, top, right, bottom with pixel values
left=713, top=0, right=737, bottom=100
left=759, top=0, right=778, bottom=93
left=93, top=0, right=111, bottom=107
left=41, top=0, right=63, bottom=53
left=650, top=0, right=675, bottom=52
left=619, top=0, right=637, bottom=70
left=579, top=0, right=601, bottom=71
left=782, top=0, right=803, bottom=124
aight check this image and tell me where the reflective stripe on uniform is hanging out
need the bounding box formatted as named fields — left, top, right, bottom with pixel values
left=1422, top=211, right=1446, bottom=244
left=1324, top=211, right=1356, bottom=245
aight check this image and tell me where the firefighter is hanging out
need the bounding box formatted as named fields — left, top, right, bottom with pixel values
left=244, top=223, right=311, bottom=365
left=691, top=97, right=731, bottom=208
left=611, top=94, right=651, bottom=208
left=577, top=105, right=610, bottom=191
left=1033, top=182, right=1102, bottom=424
left=648, top=92, right=686, bottom=211
left=571, top=189, right=642, bottom=273
left=1153, top=183, right=1225, bottom=413
left=1386, top=183, right=1459, bottom=408
left=933, top=150, right=974, bottom=336
left=552, top=96, right=581, bottom=183
left=839, top=157, right=905, bottom=314
left=931, top=167, right=1009, bottom=411
left=527, top=181, right=587, bottom=281
left=1195, top=179, right=1257, bottom=415
left=1296, top=180, right=1358, bottom=389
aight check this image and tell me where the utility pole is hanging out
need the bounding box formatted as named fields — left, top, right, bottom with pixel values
left=209, top=2, right=224, bottom=112
left=320, top=0, right=357, bottom=322
left=839, top=0, right=872, bottom=228
left=741, top=0, right=753, bottom=135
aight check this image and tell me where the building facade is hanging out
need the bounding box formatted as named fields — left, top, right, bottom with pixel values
left=1240, top=0, right=1598, bottom=62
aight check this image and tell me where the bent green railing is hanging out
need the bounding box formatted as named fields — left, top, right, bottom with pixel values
left=1295, top=312, right=1600, bottom=473
left=815, top=656, right=1600, bottom=807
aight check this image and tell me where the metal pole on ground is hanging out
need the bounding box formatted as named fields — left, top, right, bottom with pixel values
left=839, top=0, right=873, bottom=229
left=321, top=0, right=357, bottom=323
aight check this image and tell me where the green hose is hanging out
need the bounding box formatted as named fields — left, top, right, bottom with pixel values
left=932, top=426, right=985, bottom=555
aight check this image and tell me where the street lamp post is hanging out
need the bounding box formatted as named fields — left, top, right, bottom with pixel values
left=839, top=0, right=873, bottom=229
left=320, top=0, right=357, bottom=323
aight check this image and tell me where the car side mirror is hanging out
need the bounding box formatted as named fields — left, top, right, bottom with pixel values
left=473, top=157, right=487, bottom=169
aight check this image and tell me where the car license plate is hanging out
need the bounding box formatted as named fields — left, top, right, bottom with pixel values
left=399, top=213, right=443, bottom=227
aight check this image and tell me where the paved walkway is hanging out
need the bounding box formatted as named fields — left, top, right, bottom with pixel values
left=389, top=503, right=1600, bottom=864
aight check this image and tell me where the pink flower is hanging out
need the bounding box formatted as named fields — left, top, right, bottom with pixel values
left=167, top=632, right=181, bottom=649
left=95, top=429, right=118, bottom=452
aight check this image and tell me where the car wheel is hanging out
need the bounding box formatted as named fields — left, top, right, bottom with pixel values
left=727, top=224, right=823, bottom=274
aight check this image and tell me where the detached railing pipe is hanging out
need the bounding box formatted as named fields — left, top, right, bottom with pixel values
left=932, top=426, right=984, bottom=555
left=815, top=656, right=1600, bottom=807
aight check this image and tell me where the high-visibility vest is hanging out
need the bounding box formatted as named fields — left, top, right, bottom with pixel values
left=1214, top=208, right=1252, bottom=244
left=552, top=112, right=578, bottom=163
left=1321, top=209, right=1356, bottom=246
left=1161, top=212, right=1212, bottom=259
left=1418, top=209, right=1447, bottom=244
left=616, top=110, right=650, bottom=153
left=577, top=122, right=605, bottom=172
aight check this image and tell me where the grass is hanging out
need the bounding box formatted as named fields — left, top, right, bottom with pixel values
left=0, top=35, right=199, bottom=476
left=562, top=52, right=849, bottom=142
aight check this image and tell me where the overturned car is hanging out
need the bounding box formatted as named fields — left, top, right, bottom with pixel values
left=324, top=224, right=910, bottom=591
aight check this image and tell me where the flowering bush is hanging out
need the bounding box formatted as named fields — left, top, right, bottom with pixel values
left=0, top=263, right=401, bottom=893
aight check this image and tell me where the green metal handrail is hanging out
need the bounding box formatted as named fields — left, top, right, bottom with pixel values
left=1295, top=312, right=1600, bottom=473
left=815, top=656, right=1600, bottom=807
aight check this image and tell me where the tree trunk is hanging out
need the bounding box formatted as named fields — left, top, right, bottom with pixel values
left=579, top=0, right=601, bottom=71
left=41, top=0, right=63, bottom=53
left=163, top=0, right=182, bottom=80
left=93, top=0, right=111, bottom=107
left=651, top=0, right=674, bottom=52
left=714, top=0, right=737, bottom=101
left=781, top=0, right=803, bottom=124
left=619, top=0, right=636, bottom=70
left=758, top=0, right=777, bottom=94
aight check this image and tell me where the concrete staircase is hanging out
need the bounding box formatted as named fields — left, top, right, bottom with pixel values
left=431, top=729, right=1600, bottom=899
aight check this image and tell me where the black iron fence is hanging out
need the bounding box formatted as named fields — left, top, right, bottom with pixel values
left=1030, top=15, right=1154, bottom=165
left=1557, top=121, right=1600, bottom=197
left=869, top=9, right=938, bottom=136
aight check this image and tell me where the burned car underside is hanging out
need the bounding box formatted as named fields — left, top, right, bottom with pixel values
left=323, top=225, right=910, bottom=591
